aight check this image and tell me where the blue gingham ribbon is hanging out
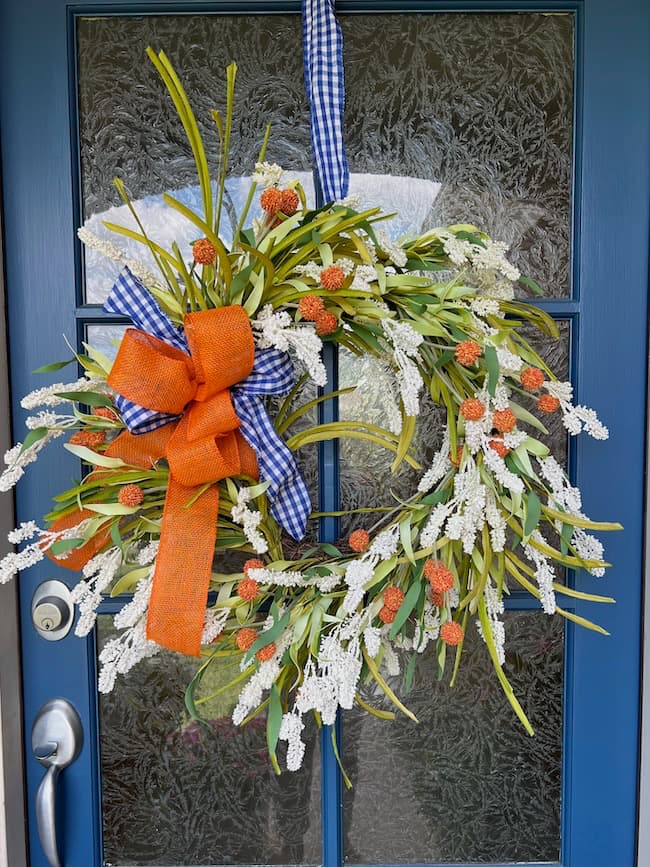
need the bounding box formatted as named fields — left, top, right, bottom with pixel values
left=302, top=0, right=349, bottom=202
left=104, top=268, right=311, bottom=540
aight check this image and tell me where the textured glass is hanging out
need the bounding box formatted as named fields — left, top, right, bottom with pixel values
left=85, top=325, right=320, bottom=543
left=341, top=13, right=575, bottom=298
left=76, top=14, right=309, bottom=302
left=343, top=612, right=563, bottom=864
left=98, top=616, right=322, bottom=867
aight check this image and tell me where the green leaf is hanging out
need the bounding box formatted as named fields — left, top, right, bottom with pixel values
left=55, top=391, right=114, bottom=407
left=84, top=503, right=139, bottom=516
left=389, top=579, right=424, bottom=639
left=110, top=565, right=151, bottom=596
left=523, top=491, right=542, bottom=539
left=48, top=538, right=85, bottom=556
left=19, top=427, right=49, bottom=455
left=248, top=610, right=291, bottom=660
left=399, top=516, right=415, bottom=565
left=404, top=652, right=418, bottom=693
left=484, top=346, right=500, bottom=397
left=267, top=684, right=283, bottom=773
left=518, top=275, right=544, bottom=296
left=421, top=489, right=452, bottom=506
left=33, top=358, right=75, bottom=374
left=64, top=444, right=125, bottom=468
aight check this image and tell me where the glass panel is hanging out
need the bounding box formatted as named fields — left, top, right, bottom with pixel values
left=98, top=616, right=322, bottom=867
left=341, top=13, right=575, bottom=298
left=343, top=612, right=563, bottom=864
left=76, top=14, right=309, bottom=302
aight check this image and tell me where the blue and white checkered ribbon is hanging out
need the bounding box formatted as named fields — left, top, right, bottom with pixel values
left=302, top=0, right=349, bottom=202
left=104, top=268, right=311, bottom=540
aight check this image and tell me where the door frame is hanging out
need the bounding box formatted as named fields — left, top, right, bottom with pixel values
left=0, top=2, right=649, bottom=866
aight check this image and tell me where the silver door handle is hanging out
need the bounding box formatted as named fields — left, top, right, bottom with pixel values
left=32, top=699, right=83, bottom=867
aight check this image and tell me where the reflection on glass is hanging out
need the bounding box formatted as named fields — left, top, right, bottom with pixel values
left=343, top=612, right=563, bottom=864
left=98, top=617, right=322, bottom=866
left=341, top=13, right=575, bottom=298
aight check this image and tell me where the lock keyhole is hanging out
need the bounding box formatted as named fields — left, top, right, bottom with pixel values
left=31, top=581, right=74, bottom=641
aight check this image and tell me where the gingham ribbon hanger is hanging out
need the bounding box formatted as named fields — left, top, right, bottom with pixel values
left=302, top=0, right=350, bottom=202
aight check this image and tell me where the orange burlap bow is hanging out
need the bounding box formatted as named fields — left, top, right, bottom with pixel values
left=52, top=306, right=259, bottom=656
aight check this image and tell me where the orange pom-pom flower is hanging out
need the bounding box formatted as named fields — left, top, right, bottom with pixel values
left=320, top=265, right=345, bottom=291
left=256, top=642, right=277, bottom=662
left=424, top=559, right=454, bottom=593
left=430, top=590, right=445, bottom=608
left=537, top=394, right=561, bottom=414
left=349, top=529, right=370, bottom=553
left=298, top=295, right=324, bottom=321
left=520, top=367, right=545, bottom=391
left=489, top=437, right=510, bottom=458
left=492, top=408, right=517, bottom=433
left=69, top=430, right=105, bottom=448
left=440, top=621, right=464, bottom=646
left=192, top=238, right=217, bottom=265
left=455, top=340, right=482, bottom=366
left=118, top=484, right=144, bottom=507
left=236, top=628, right=258, bottom=652
left=92, top=405, right=117, bottom=420
left=315, top=310, right=338, bottom=336
left=280, top=188, right=300, bottom=216
left=260, top=187, right=284, bottom=214
left=237, top=578, right=259, bottom=601
left=383, top=586, right=405, bottom=612
left=379, top=605, right=396, bottom=624
left=243, top=559, right=264, bottom=576
left=460, top=398, right=485, bottom=421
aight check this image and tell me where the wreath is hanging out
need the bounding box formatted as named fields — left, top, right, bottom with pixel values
left=1, top=51, right=619, bottom=775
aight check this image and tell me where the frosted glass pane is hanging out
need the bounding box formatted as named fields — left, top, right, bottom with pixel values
left=343, top=612, right=563, bottom=864
left=98, top=616, right=322, bottom=866
left=341, top=13, right=575, bottom=298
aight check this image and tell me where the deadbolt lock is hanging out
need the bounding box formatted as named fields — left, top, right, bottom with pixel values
left=31, top=581, right=74, bottom=641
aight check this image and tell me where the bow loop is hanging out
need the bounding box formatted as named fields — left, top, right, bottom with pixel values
left=185, top=306, right=255, bottom=403
left=108, top=329, right=196, bottom=415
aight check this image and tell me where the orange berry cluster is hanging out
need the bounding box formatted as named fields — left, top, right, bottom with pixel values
left=348, top=529, right=370, bottom=553
left=379, top=586, right=405, bottom=623
left=460, top=398, right=485, bottom=421
left=320, top=266, right=346, bottom=291
left=455, top=340, right=482, bottom=366
left=424, top=559, right=454, bottom=595
left=117, top=484, right=144, bottom=507
left=235, top=628, right=277, bottom=662
left=260, top=187, right=300, bottom=217
left=192, top=238, right=217, bottom=266
left=440, top=620, right=464, bottom=646
left=297, top=294, right=339, bottom=336
left=69, top=430, right=105, bottom=448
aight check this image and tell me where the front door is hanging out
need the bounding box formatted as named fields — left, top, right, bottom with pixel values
left=1, top=2, right=648, bottom=866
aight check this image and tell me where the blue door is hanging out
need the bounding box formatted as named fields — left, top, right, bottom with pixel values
left=1, top=2, right=648, bottom=866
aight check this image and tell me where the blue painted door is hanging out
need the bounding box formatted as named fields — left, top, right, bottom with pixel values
left=0, top=2, right=648, bottom=866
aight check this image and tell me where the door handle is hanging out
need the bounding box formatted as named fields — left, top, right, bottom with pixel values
left=31, top=699, right=83, bottom=867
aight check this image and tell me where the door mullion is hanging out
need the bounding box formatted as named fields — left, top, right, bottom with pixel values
left=318, top=341, right=344, bottom=867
